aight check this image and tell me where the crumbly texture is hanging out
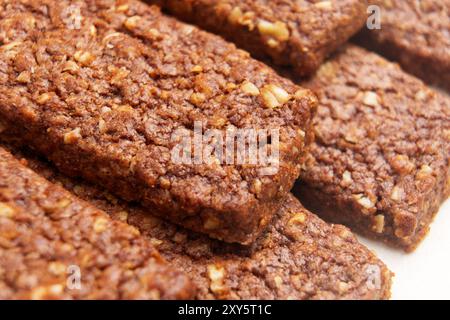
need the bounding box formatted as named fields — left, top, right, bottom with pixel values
left=149, top=0, right=367, bottom=77
left=355, top=0, right=450, bottom=91
left=0, top=0, right=317, bottom=244
left=1, top=142, right=393, bottom=300
left=294, top=45, right=450, bottom=252
left=0, top=147, right=193, bottom=300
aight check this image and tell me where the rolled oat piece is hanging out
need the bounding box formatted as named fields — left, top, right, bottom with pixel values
left=0, top=0, right=317, bottom=244
left=356, top=0, right=450, bottom=91
left=148, top=0, right=368, bottom=77
left=2, top=143, right=392, bottom=300
left=0, top=147, right=194, bottom=300
left=294, top=45, right=450, bottom=252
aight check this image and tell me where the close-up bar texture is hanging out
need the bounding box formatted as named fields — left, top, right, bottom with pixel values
left=0, top=0, right=316, bottom=245
left=294, top=45, right=450, bottom=252
left=0, top=147, right=194, bottom=300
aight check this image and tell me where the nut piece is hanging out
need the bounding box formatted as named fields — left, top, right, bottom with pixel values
left=116, top=211, right=129, bottom=222
left=257, top=20, right=290, bottom=42
left=228, top=6, right=243, bottom=24
left=36, top=93, right=52, bottom=104
left=64, top=128, right=82, bottom=144
left=102, top=32, right=123, bottom=47
left=225, top=82, right=237, bottom=92
left=416, top=164, right=433, bottom=180
left=338, top=281, right=350, bottom=294
left=341, top=170, right=353, bottom=186
left=362, top=91, right=380, bottom=107
left=150, top=238, right=163, bottom=246
left=289, top=212, right=306, bottom=225
left=394, top=211, right=417, bottom=239
left=116, top=4, right=129, bottom=12
left=159, top=176, right=171, bottom=189
left=93, top=217, right=108, bottom=233
left=415, top=90, right=427, bottom=101
left=241, top=81, right=260, bottom=96
left=228, top=8, right=255, bottom=30
left=354, top=194, right=376, bottom=213
left=89, top=25, right=97, bottom=37
left=294, top=88, right=311, bottom=99
left=261, top=88, right=280, bottom=109
left=0, top=202, right=15, bottom=218
left=315, top=1, right=333, bottom=10
left=390, top=185, right=403, bottom=201
left=207, top=264, right=226, bottom=293
left=73, top=50, right=95, bottom=66
left=16, top=71, right=31, bottom=83
left=390, top=154, right=415, bottom=175
left=62, top=60, right=80, bottom=73
left=372, top=215, right=385, bottom=234
left=31, top=285, right=64, bottom=300
left=251, top=178, right=262, bottom=195
left=274, top=275, right=283, bottom=288
left=204, top=216, right=221, bottom=230
left=190, top=92, right=206, bottom=106
left=191, top=65, right=203, bottom=73
left=48, top=262, right=67, bottom=275
left=261, top=84, right=291, bottom=108
left=266, top=85, right=291, bottom=103
left=124, top=16, right=141, bottom=30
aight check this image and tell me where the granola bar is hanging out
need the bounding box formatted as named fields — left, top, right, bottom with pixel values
left=149, top=0, right=368, bottom=76
left=0, top=147, right=193, bottom=300
left=0, top=0, right=316, bottom=244
left=294, top=45, right=450, bottom=251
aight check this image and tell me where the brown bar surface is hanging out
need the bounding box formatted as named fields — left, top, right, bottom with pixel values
left=1, top=142, right=393, bottom=300
left=0, top=0, right=316, bottom=244
left=149, top=0, right=367, bottom=77
left=0, top=147, right=193, bottom=300
left=294, top=45, right=450, bottom=252
left=356, top=0, right=450, bottom=91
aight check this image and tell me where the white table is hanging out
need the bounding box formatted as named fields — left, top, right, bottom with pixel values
left=359, top=198, right=450, bottom=300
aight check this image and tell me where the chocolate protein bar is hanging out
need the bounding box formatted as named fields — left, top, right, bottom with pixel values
left=294, top=45, right=450, bottom=252
left=0, top=0, right=316, bottom=244
left=356, top=0, right=450, bottom=91
left=149, top=0, right=368, bottom=77
left=2, top=142, right=392, bottom=300
left=0, top=147, right=193, bottom=300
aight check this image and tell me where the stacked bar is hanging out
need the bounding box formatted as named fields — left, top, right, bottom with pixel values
left=1, top=141, right=393, bottom=300
left=294, top=45, right=450, bottom=251
left=0, top=0, right=316, bottom=244
left=356, top=0, right=450, bottom=91
left=0, top=147, right=193, bottom=299
left=149, top=0, right=368, bottom=76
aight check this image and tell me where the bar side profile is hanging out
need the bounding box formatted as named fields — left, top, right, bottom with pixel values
left=294, top=45, right=450, bottom=251
left=149, top=0, right=368, bottom=77
left=0, top=147, right=194, bottom=300
left=0, top=0, right=317, bottom=244
left=1, top=141, right=393, bottom=300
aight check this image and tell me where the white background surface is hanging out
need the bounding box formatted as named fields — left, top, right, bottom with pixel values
left=358, top=198, right=450, bottom=300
